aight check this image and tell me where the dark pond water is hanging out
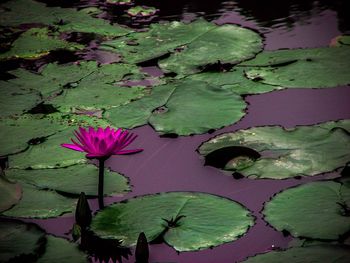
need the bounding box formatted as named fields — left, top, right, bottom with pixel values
left=6, top=0, right=350, bottom=262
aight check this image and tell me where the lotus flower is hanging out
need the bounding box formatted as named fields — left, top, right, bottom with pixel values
left=61, top=126, right=143, bottom=159
left=61, top=126, right=143, bottom=209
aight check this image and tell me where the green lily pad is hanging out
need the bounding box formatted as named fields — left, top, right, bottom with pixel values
left=0, top=176, right=22, bottom=213
left=263, top=180, right=350, bottom=240
left=238, top=47, right=350, bottom=88
left=6, top=164, right=130, bottom=197
left=9, top=127, right=87, bottom=169
left=188, top=67, right=281, bottom=95
left=105, top=79, right=246, bottom=135
left=37, top=235, right=88, bottom=263
left=0, top=116, right=66, bottom=157
left=0, top=81, right=41, bottom=117
left=101, top=19, right=215, bottom=64
left=0, top=27, right=83, bottom=61
left=2, top=183, right=75, bottom=218
left=91, top=192, right=253, bottom=252
left=198, top=120, right=350, bottom=179
left=0, top=220, right=46, bottom=262
left=126, top=6, right=157, bottom=17
left=243, top=244, right=350, bottom=263
left=7, top=61, right=143, bottom=100
left=159, top=24, right=263, bottom=76
left=0, top=0, right=131, bottom=37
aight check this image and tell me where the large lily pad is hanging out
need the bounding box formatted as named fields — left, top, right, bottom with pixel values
left=9, top=127, right=86, bottom=169
left=0, top=116, right=66, bottom=157
left=0, top=176, right=21, bottom=213
left=243, top=244, right=350, bottom=263
left=0, top=81, right=41, bottom=118
left=91, top=192, right=253, bottom=251
left=6, top=164, right=130, bottom=197
left=37, top=235, right=88, bottom=263
left=0, top=0, right=131, bottom=37
left=2, top=183, right=75, bottom=218
left=0, top=27, right=83, bottom=61
left=101, top=20, right=215, bottom=64
left=188, top=67, right=281, bottom=95
left=159, top=24, right=263, bottom=76
left=7, top=61, right=143, bottom=99
left=263, top=180, right=350, bottom=240
left=105, top=79, right=246, bottom=135
left=0, top=220, right=46, bottom=262
left=198, top=120, right=350, bottom=179
left=238, top=47, right=350, bottom=88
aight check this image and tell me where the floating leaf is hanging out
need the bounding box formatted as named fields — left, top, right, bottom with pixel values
left=37, top=235, right=88, bottom=263
left=9, top=128, right=86, bottom=169
left=2, top=183, right=75, bottom=218
left=0, top=116, right=66, bottom=157
left=0, top=220, right=46, bottom=262
left=239, top=47, right=350, bottom=88
left=243, top=244, right=350, bottom=263
left=0, top=27, right=83, bottom=61
left=188, top=67, right=280, bottom=95
left=330, top=35, right=350, bottom=47
left=107, top=0, right=132, bottom=5
left=159, top=24, right=263, bottom=76
left=198, top=120, right=350, bottom=179
left=126, top=6, right=157, bottom=17
left=0, top=81, right=41, bottom=118
left=105, top=79, right=246, bottom=135
left=0, top=176, right=21, bottom=213
left=91, top=192, right=253, bottom=252
left=263, top=180, right=350, bottom=240
left=101, top=20, right=215, bottom=64
left=0, top=0, right=131, bottom=37
left=7, top=61, right=143, bottom=100
left=6, top=164, right=130, bottom=197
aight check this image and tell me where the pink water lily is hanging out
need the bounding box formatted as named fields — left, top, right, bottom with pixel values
left=61, top=126, right=143, bottom=159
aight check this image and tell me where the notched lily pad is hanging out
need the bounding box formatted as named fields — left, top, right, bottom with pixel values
left=0, top=219, right=46, bottom=262
left=239, top=47, right=350, bottom=88
left=6, top=164, right=130, bottom=197
left=9, top=127, right=87, bottom=169
left=105, top=79, right=247, bottom=135
left=0, top=116, right=66, bottom=157
left=91, top=192, right=254, bottom=252
left=263, top=179, right=350, bottom=240
left=198, top=120, right=350, bottom=179
left=243, top=244, right=350, bottom=263
left=0, top=27, right=83, bottom=61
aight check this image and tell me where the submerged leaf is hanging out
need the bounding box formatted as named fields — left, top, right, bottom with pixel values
left=91, top=192, right=253, bottom=252
left=198, top=120, right=350, bottom=179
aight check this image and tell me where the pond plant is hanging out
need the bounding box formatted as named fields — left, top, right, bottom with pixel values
left=61, top=127, right=143, bottom=208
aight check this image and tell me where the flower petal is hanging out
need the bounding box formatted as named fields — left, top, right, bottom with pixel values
left=61, top=143, right=85, bottom=152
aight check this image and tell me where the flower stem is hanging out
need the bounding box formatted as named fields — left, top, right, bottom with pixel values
left=98, top=159, right=105, bottom=209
